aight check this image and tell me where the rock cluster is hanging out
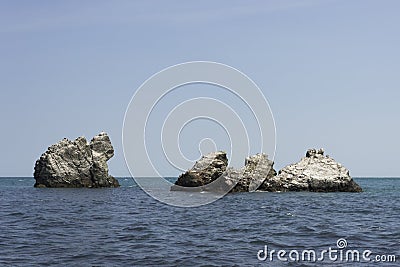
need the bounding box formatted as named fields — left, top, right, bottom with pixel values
left=34, top=132, right=119, bottom=188
left=172, top=148, right=362, bottom=193
left=171, top=151, right=277, bottom=192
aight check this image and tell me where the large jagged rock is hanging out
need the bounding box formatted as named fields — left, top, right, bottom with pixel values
left=171, top=152, right=277, bottom=192
left=34, top=132, right=119, bottom=188
left=171, top=151, right=228, bottom=191
left=259, top=148, right=362, bottom=192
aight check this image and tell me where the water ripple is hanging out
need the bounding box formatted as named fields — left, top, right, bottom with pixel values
left=0, top=178, right=398, bottom=266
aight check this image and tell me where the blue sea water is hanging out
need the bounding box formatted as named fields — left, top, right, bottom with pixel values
left=0, top=177, right=398, bottom=266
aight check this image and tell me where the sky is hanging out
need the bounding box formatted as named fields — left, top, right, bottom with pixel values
left=0, top=0, right=399, bottom=177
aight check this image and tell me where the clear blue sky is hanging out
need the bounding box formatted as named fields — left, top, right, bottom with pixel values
left=1, top=0, right=399, bottom=177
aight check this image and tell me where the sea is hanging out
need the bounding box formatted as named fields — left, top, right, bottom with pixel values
left=0, top=177, right=398, bottom=266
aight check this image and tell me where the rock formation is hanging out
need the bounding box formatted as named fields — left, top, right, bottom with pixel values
left=225, top=154, right=277, bottom=192
left=34, top=132, right=119, bottom=188
left=171, top=149, right=362, bottom=193
left=259, top=148, right=362, bottom=192
left=171, top=151, right=277, bottom=192
left=171, top=151, right=228, bottom=191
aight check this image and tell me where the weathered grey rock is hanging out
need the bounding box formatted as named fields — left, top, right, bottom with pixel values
left=171, top=152, right=277, bottom=192
left=229, top=153, right=276, bottom=192
left=218, top=167, right=243, bottom=191
left=171, top=151, right=228, bottom=191
left=34, top=132, right=119, bottom=188
left=259, top=148, right=362, bottom=192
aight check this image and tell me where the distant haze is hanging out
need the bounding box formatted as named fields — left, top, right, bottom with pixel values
left=1, top=0, right=399, bottom=177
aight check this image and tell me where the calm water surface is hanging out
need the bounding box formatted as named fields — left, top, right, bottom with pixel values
left=0, top=178, right=398, bottom=266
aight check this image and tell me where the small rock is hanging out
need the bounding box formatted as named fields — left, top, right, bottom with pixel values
left=171, top=151, right=228, bottom=191
left=231, top=153, right=276, bottom=192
